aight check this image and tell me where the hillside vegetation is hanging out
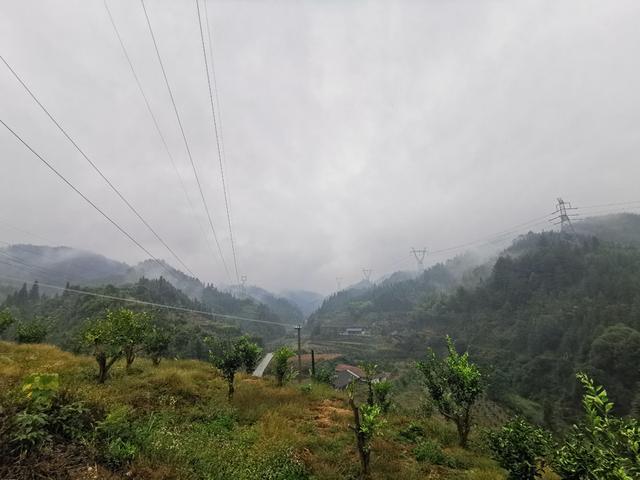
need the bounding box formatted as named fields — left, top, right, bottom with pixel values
left=308, top=217, right=640, bottom=425
left=0, top=341, right=505, bottom=480
left=1, top=277, right=290, bottom=358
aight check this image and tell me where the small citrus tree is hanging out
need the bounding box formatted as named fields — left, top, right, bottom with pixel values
left=553, top=373, right=640, bottom=479
left=487, top=417, right=553, bottom=479
left=15, top=319, right=48, bottom=343
left=117, top=310, right=151, bottom=370
left=416, top=336, right=484, bottom=448
left=144, top=325, right=172, bottom=366
left=84, top=308, right=151, bottom=383
left=273, top=346, right=296, bottom=386
left=208, top=336, right=262, bottom=399
left=0, top=308, right=14, bottom=335
left=347, top=380, right=385, bottom=478
left=235, top=336, right=262, bottom=373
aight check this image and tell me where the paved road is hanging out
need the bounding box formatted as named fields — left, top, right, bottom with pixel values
left=252, top=352, right=274, bottom=377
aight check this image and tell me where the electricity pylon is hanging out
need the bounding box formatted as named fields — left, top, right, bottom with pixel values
left=240, top=274, right=247, bottom=298
left=550, top=197, right=577, bottom=234
left=362, top=268, right=372, bottom=282
left=410, top=247, right=428, bottom=271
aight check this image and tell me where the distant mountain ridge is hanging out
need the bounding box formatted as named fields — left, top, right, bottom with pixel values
left=0, top=244, right=309, bottom=322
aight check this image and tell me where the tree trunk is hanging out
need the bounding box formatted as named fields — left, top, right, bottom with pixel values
left=96, top=352, right=107, bottom=384
left=456, top=413, right=471, bottom=448
left=125, top=346, right=135, bottom=371
left=349, top=398, right=370, bottom=478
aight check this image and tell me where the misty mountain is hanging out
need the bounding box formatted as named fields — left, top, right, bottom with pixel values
left=0, top=244, right=306, bottom=325
left=279, top=289, right=325, bottom=318
left=0, top=244, right=130, bottom=288
left=127, top=259, right=205, bottom=300
left=308, top=214, right=640, bottom=420
left=573, top=212, right=640, bottom=245
left=222, top=284, right=304, bottom=325
left=1, top=276, right=288, bottom=358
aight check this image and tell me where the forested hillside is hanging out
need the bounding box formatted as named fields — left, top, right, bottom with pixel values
left=308, top=215, right=640, bottom=423
left=0, top=277, right=289, bottom=359
left=0, top=244, right=305, bottom=326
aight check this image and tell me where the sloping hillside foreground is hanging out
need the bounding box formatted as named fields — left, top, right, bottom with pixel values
left=0, top=341, right=505, bottom=479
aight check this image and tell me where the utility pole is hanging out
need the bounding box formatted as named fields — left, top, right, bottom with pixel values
left=311, top=349, right=316, bottom=377
left=362, top=268, right=372, bottom=283
left=295, top=325, right=302, bottom=375
left=336, top=277, right=343, bottom=291
left=550, top=197, right=577, bottom=234
left=410, top=247, right=428, bottom=271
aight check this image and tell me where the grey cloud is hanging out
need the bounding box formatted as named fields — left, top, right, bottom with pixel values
left=1, top=0, right=640, bottom=293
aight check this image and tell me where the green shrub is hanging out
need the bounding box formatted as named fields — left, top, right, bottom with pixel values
left=486, top=417, right=553, bottom=480
left=0, top=308, right=14, bottom=335
left=373, top=380, right=392, bottom=413
left=22, top=373, right=59, bottom=407
left=414, top=438, right=446, bottom=465
left=51, top=396, right=91, bottom=441
left=274, top=346, right=296, bottom=387
left=299, top=383, right=313, bottom=394
left=398, top=422, right=425, bottom=443
left=552, top=373, right=640, bottom=479
left=95, top=406, right=138, bottom=467
left=8, top=374, right=94, bottom=454
left=312, top=366, right=334, bottom=384
left=15, top=320, right=48, bottom=343
left=11, top=411, right=50, bottom=450
left=105, top=437, right=138, bottom=467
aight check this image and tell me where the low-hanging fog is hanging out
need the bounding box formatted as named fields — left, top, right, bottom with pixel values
left=1, top=0, right=640, bottom=293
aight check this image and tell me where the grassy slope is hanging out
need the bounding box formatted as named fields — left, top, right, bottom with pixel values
left=0, top=341, right=507, bottom=480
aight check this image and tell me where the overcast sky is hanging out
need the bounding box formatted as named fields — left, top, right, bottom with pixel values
left=2, top=0, right=640, bottom=293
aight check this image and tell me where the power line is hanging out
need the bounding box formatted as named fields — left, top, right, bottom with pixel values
left=202, top=0, right=237, bottom=270
left=574, top=205, right=640, bottom=220
left=0, top=119, right=171, bottom=275
left=428, top=213, right=554, bottom=256
left=196, top=0, right=240, bottom=285
left=202, top=0, right=230, bottom=181
left=0, top=54, right=196, bottom=278
left=0, top=249, right=68, bottom=280
left=102, top=0, right=221, bottom=274
left=576, top=200, right=640, bottom=210
left=0, top=273, right=291, bottom=328
left=140, top=0, right=230, bottom=280
left=0, top=218, right=52, bottom=245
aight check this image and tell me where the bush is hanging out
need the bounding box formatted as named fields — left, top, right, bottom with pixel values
left=398, top=422, right=426, bottom=443
left=414, top=438, right=446, bottom=465
left=486, top=417, right=553, bottom=480
left=7, top=373, right=94, bottom=454
left=0, top=308, right=14, bottom=335
left=299, top=383, right=313, bottom=394
left=15, top=320, right=48, bottom=343
left=312, top=366, right=334, bottom=384
left=373, top=380, right=392, bottom=413
left=274, top=346, right=296, bottom=387
left=95, top=406, right=138, bottom=467
left=552, top=373, right=640, bottom=479
left=11, top=411, right=50, bottom=450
